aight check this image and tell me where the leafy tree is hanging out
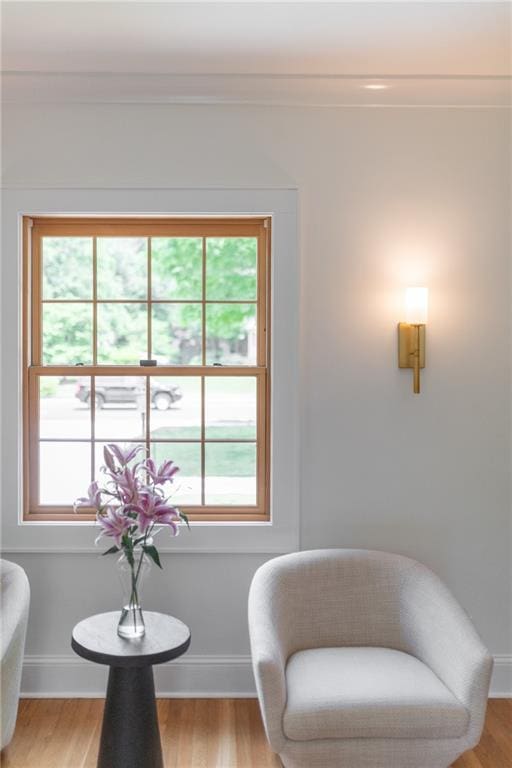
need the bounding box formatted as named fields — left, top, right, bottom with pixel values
left=152, top=237, right=257, bottom=364
left=206, top=238, right=257, bottom=301
left=42, top=237, right=92, bottom=300
left=42, top=304, right=92, bottom=364
left=152, top=237, right=202, bottom=300
left=42, top=238, right=93, bottom=364
left=97, top=304, right=148, bottom=364
left=42, top=236, right=258, bottom=366
left=97, top=237, right=147, bottom=299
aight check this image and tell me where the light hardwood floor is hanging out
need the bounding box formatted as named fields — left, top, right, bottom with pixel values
left=1, top=699, right=511, bottom=768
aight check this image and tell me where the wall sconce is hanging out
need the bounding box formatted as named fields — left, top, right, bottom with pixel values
left=398, top=287, right=428, bottom=394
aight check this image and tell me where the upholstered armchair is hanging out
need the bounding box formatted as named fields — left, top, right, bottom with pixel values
left=248, top=549, right=492, bottom=768
left=1, top=559, right=30, bottom=749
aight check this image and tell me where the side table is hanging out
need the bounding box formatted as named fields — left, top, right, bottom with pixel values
left=72, top=611, right=190, bottom=768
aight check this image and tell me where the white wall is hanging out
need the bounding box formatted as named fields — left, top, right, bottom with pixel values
left=2, top=103, right=511, bottom=694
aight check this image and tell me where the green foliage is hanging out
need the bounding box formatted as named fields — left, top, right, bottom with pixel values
left=42, top=237, right=92, bottom=299
left=102, top=545, right=120, bottom=556
left=121, top=535, right=135, bottom=567
left=180, top=510, right=190, bottom=529
left=42, top=238, right=94, bottom=364
left=97, top=303, right=148, bottom=364
left=142, top=544, right=162, bottom=569
left=206, top=237, right=257, bottom=300
left=42, top=304, right=92, bottom=364
left=205, top=304, right=255, bottom=364
left=97, top=237, right=147, bottom=299
left=152, top=303, right=202, bottom=365
left=152, top=238, right=202, bottom=299
left=42, top=236, right=257, bottom=366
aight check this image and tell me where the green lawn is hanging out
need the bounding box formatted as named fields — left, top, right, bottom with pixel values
left=151, top=425, right=255, bottom=440
left=151, top=431, right=255, bottom=477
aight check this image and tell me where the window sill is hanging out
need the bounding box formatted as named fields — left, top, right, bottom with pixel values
left=1, top=518, right=298, bottom=555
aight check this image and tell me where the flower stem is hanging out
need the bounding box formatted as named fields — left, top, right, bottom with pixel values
left=130, top=561, right=139, bottom=633
left=129, top=525, right=153, bottom=628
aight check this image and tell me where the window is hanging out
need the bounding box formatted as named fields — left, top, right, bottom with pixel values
left=23, top=216, right=270, bottom=522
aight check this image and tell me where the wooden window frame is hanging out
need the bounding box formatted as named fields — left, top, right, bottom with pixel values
left=23, top=216, right=271, bottom=522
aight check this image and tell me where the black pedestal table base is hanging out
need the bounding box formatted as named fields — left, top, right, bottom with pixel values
left=71, top=611, right=191, bottom=768
left=98, top=666, right=162, bottom=768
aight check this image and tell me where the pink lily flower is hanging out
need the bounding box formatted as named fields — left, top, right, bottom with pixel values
left=145, top=458, right=180, bottom=485
left=74, top=480, right=103, bottom=512
left=115, top=466, right=139, bottom=504
left=95, top=506, right=133, bottom=547
left=76, top=443, right=188, bottom=563
left=104, top=443, right=143, bottom=472
left=130, top=495, right=181, bottom=535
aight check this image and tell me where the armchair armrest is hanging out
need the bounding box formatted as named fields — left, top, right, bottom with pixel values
left=401, top=562, right=493, bottom=746
left=248, top=565, right=288, bottom=753
left=1, top=560, right=30, bottom=749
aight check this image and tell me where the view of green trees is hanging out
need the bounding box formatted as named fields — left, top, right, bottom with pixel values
left=41, top=236, right=258, bottom=365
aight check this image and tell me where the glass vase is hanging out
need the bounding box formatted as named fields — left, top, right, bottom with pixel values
left=116, top=547, right=151, bottom=639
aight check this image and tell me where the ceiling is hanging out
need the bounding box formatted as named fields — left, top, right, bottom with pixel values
left=2, top=2, right=511, bottom=106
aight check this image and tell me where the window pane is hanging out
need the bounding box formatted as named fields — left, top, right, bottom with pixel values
left=205, top=377, right=256, bottom=439
left=206, top=238, right=257, bottom=300
left=152, top=304, right=202, bottom=365
left=40, top=442, right=91, bottom=505
left=97, top=237, right=147, bottom=299
left=40, top=377, right=91, bottom=439
left=150, top=442, right=201, bottom=505
left=152, top=238, right=202, bottom=300
left=149, top=377, right=200, bottom=439
left=97, top=303, right=148, bottom=364
left=42, top=303, right=93, bottom=364
left=205, top=443, right=256, bottom=505
left=42, top=237, right=93, bottom=299
left=205, top=304, right=256, bottom=365
left=94, top=377, right=146, bottom=440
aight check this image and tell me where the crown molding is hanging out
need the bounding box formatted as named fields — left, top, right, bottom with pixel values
left=3, top=72, right=510, bottom=108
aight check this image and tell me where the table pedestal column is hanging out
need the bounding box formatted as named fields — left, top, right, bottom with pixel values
left=98, top=666, right=163, bottom=768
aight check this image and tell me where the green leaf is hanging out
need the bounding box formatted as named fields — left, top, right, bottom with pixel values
left=122, top=538, right=135, bottom=567
left=180, top=511, right=190, bottom=530
left=143, top=544, right=163, bottom=569
left=102, top=545, right=120, bottom=556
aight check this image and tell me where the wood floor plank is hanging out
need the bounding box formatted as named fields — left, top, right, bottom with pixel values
left=452, top=701, right=512, bottom=768
left=1, top=698, right=510, bottom=768
left=453, top=752, right=484, bottom=768
left=485, top=700, right=512, bottom=757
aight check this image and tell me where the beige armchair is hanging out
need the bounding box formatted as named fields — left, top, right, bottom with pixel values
left=1, top=560, right=30, bottom=749
left=248, top=549, right=492, bottom=768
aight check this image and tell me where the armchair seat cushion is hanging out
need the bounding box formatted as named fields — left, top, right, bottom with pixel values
left=283, top=647, right=469, bottom=741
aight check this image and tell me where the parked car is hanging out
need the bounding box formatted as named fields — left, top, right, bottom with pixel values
left=75, top=377, right=182, bottom=411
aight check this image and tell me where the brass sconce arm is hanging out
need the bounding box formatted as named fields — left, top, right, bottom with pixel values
left=398, top=323, right=426, bottom=394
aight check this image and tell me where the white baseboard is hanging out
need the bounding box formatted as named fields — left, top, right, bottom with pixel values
left=21, top=653, right=511, bottom=699
left=491, top=655, right=512, bottom=698
left=21, top=654, right=255, bottom=698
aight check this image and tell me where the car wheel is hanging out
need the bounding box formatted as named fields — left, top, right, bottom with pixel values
left=153, top=392, right=172, bottom=411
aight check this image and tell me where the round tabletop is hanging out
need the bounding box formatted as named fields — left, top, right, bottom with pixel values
left=71, top=611, right=191, bottom=668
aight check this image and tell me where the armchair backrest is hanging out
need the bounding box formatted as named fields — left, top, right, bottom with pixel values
left=254, top=549, right=419, bottom=657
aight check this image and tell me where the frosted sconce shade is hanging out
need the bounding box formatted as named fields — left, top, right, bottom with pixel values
left=405, top=287, right=428, bottom=325
left=399, top=287, right=428, bottom=394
